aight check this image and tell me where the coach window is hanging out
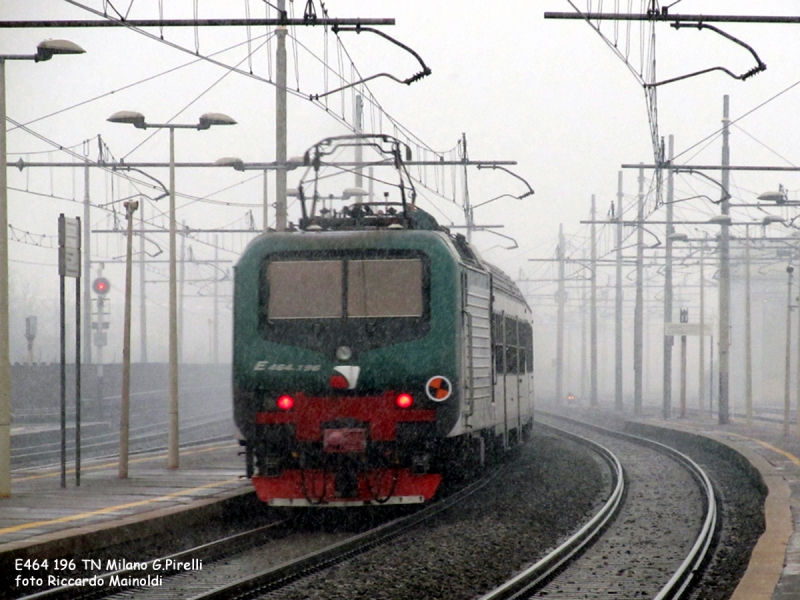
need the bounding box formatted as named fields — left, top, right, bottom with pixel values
left=492, top=312, right=505, bottom=376
left=519, top=321, right=533, bottom=373
left=504, top=316, right=518, bottom=374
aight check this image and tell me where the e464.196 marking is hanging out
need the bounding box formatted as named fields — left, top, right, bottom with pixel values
left=253, top=361, right=321, bottom=372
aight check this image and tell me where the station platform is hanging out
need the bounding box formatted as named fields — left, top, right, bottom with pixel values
left=0, top=438, right=252, bottom=571
left=550, top=402, right=800, bottom=600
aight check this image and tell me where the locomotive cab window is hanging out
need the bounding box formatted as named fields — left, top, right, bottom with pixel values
left=259, top=251, right=430, bottom=354
left=267, top=260, right=343, bottom=319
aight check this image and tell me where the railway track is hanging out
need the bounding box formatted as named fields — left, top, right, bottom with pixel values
left=14, top=418, right=720, bottom=600
left=491, top=415, right=717, bottom=600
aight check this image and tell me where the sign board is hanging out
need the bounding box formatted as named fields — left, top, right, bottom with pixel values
left=665, top=322, right=711, bottom=336
left=58, top=215, right=81, bottom=278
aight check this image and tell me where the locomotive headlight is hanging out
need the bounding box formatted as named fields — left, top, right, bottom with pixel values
left=335, top=345, right=353, bottom=361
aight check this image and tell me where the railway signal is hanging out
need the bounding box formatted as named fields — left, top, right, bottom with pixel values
left=92, top=277, right=110, bottom=295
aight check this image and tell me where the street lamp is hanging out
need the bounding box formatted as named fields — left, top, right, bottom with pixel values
left=0, top=39, right=85, bottom=497
left=108, top=111, right=236, bottom=469
left=214, top=156, right=303, bottom=231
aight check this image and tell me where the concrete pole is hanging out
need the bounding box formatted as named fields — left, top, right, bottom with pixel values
left=663, top=136, right=675, bottom=419
left=119, top=200, right=138, bottom=479
left=275, top=0, right=288, bottom=232
left=168, top=127, right=179, bottom=468
left=179, top=221, right=186, bottom=363
left=634, top=165, right=645, bottom=413
left=0, top=59, right=10, bottom=497
left=615, top=172, right=624, bottom=410
left=139, top=200, right=147, bottom=363
left=590, top=195, right=598, bottom=406
left=745, top=226, right=753, bottom=425
left=268, top=169, right=269, bottom=233
left=718, top=95, right=731, bottom=425
left=556, top=224, right=565, bottom=403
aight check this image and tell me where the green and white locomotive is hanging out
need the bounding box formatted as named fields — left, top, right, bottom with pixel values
left=232, top=135, right=533, bottom=506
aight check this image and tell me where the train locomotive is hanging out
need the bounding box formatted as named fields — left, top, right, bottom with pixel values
left=232, top=135, right=534, bottom=506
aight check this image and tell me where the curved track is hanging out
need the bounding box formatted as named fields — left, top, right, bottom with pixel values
left=481, top=415, right=717, bottom=600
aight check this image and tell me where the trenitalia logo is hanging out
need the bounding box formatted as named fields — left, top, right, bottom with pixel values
left=330, top=366, right=361, bottom=389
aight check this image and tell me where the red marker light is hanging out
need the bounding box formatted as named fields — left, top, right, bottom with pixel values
left=276, top=395, right=294, bottom=411
left=395, top=393, right=413, bottom=409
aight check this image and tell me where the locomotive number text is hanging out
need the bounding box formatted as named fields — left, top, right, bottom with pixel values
left=253, top=361, right=321, bottom=372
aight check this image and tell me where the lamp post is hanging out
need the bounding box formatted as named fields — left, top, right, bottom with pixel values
left=214, top=156, right=303, bottom=231
left=1, top=39, right=85, bottom=497
left=119, top=200, right=138, bottom=479
left=108, top=111, right=236, bottom=468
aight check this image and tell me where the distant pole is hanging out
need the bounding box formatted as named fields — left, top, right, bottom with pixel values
left=699, top=234, right=706, bottom=411
left=590, top=195, right=598, bottom=406
left=663, top=136, right=675, bottom=419
left=213, top=235, right=219, bottom=364
left=556, top=224, right=565, bottom=403
left=119, top=200, right=138, bottom=478
left=718, top=95, right=731, bottom=425
left=785, top=265, right=794, bottom=437
left=355, top=94, right=363, bottom=191
left=461, top=133, right=472, bottom=242
left=634, top=165, right=645, bottom=413
left=615, top=172, right=624, bottom=410
left=581, top=256, right=587, bottom=400
left=275, top=0, right=288, bottom=231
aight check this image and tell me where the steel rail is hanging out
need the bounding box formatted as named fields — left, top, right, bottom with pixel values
left=477, top=422, right=625, bottom=600
left=186, top=468, right=503, bottom=600
left=533, top=414, right=719, bottom=600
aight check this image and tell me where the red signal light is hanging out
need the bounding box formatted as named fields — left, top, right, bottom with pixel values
left=276, top=395, right=294, bottom=411
left=395, top=393, right=413, bottom=409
